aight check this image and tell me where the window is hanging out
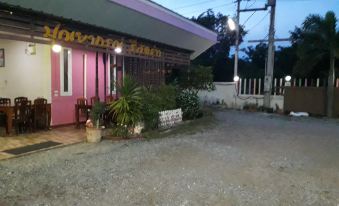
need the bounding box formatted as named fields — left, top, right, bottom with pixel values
left=109, top=54, right=117, bottom=94
left=60, top=48, right=72, bottom=96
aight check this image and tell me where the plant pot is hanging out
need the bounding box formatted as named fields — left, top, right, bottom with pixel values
left=86, top=127, right=103, bottom=143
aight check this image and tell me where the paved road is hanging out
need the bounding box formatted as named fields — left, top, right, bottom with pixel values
left=0, top=110, right=339, bottom=205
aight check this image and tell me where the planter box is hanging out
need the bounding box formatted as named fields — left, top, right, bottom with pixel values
left=86, top=127, right=103, bottom=143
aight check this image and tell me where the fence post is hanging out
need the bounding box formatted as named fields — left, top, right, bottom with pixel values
left=254, top=79, right=257, bottom=95
left=336, top=78, right=339, bottom=88
left=304, top=78, right=308, bottom=87
left=244, top=78, right=247, bottom=95
left=279, top=78, right=283, bottom=95
left=298, top=78, right=302, bottom=87
left=258, top=78, right=262, bottom=95
left=274, top=78, right=277, bottom=95
left=316, top=78, right=320, bottom=87
left=239, top=78, right=242, bottom=95
left=249, top=79, right=252, bottom=95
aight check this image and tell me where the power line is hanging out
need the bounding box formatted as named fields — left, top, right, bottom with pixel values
left=246, top=11, right=269, bottom=32
left=241, top=10, right=257, bottom=27
left=173, top=0, right=226, bottom=10
left=247, top=0, right=257, bottom=9
left=181, top=2, right=235, bottom=16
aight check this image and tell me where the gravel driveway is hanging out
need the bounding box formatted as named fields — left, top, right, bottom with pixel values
left=1, top=110, right=339, bottom=205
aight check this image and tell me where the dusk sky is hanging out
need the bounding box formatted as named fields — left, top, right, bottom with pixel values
left=154, top=0, right=339, bottom=53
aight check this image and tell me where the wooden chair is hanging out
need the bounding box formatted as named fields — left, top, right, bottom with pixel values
left=75, top=97, right=89, bottom=128
left=0, top=98, right=11, bottom=106
left=90, top=96, right=100, bottom=106
left=33, top=98, right=48, bottom=130
left=13, top=100, right=32, bottom=134
left=14, top=97, right=28, bottom=105
left=0, top=98, right=11, bottom=134
left=106, top=95, right=115, bottom=104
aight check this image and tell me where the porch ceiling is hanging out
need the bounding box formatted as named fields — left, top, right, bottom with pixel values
left=0, top=0, right=218, bottom=59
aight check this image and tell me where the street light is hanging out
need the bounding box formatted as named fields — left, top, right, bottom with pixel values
left=233, top=75, right=240, bottom=82
left=227, top=18, right=236, bottom=31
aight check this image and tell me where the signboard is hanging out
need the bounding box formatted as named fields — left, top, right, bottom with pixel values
left=43, top=24, right=162, bottom=58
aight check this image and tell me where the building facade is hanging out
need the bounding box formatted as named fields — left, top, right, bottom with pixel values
left=0, top=0, right=217, bottom=126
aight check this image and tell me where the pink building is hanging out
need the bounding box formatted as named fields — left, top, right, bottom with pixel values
left=0, top=0, right=217, bottom=126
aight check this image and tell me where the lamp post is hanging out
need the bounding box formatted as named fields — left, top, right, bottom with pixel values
left=227, top=17, right=240, bottom=83
left=227, top=0, right=240, bottom=82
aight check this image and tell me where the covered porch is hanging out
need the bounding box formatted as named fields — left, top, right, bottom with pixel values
left=0, top=126, right=85, bottom=160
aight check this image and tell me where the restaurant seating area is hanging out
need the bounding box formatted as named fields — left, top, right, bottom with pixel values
left=75, top=95, right=117, bottom=128
left=0, top=97, right=51, bottom=135
left=0, top=95, right=118, bottom=160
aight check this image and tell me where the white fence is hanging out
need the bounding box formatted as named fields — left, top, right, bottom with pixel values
left=199, top=82, right=284, bottom=110
left=198, top=77, right=339, bottom=111
left=238, top=77, right=339, bottom=96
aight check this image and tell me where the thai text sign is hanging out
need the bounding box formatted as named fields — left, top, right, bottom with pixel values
left=43, top=24, right=162, bottom=58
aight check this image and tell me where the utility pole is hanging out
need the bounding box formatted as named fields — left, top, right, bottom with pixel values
left=263, top=0, right=276, bottom=109
left=233, top=0, right=241, bottom=78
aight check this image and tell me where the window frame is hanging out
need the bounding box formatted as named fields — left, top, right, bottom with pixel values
left=59, top=48, right=72, bottom=96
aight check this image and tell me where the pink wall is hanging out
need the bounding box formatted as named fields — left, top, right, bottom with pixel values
left=51, top=49, right=116, bottom=126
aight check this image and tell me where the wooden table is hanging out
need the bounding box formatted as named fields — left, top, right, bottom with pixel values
left=75, top=104, right=92, bottom=128
left=0, top=104, right=51, bottom=135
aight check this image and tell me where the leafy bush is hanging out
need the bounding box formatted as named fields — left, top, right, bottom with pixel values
left=178, top=65, right=215, bottom=91
left=141, top=85, right=177, bottom=130
left=109, top=76, right=143, bottom=136
left=176, top=90, right=202, bottom=120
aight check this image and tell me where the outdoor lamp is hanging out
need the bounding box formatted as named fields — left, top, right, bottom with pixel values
left=227, top=18, right=236, bottom=31
left=285, top=75, right=292, bottom=87
left=233, top=75, right=240, bottom=82
left=114, top=47, right=122, bottom=54
left=285, top=75, right=292, bottom=82
left=52, top=44, right=62, bottom=53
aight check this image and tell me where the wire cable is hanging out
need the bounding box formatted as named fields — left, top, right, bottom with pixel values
left=181, top=2, right=235, bottom=16
left=173, top=0, right=227, bottom=10
left=241, top=11, right=257, bottom=27
left=246, top=11, right=269, bottom=32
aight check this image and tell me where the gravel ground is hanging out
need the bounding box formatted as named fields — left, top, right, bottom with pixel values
left=0, top=110, right=339, bottom=206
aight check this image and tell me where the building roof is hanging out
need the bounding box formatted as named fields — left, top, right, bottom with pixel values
left=0, top=0, right=218, bottom=59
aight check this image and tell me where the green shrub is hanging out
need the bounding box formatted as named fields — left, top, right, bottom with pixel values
left=141, top=85, right=177, bottom=130
left=109, top=76, right=143, bottom=137
left=176, top=90, right=201, bottom=120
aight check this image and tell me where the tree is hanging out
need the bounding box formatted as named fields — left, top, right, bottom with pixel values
left=191, top=9, right=246, bottom=82
left=240, top=43, right=297, bottom=79
left=291, top=11, right=339, bottom=117
left=178, top=64, right=215, bottom=92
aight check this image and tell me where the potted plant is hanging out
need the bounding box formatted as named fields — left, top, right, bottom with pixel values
left=86, top=101, right=105, bottom=143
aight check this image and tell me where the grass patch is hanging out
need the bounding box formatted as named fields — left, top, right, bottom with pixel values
left=142, top=107, right=216, bottom=139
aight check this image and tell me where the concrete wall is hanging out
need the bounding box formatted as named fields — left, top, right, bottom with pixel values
left=0, top=39, right=51, bottom=102
left=198, top=82, right=284, bottom=110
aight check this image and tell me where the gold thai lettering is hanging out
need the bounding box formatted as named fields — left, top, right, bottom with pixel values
left=43, top=25, right=161, bottom=57
left=75, top=32, right=87, bottom=43
left=128, top=40, right=161, bottom=58
left=58, top=29, right=70, bottom=41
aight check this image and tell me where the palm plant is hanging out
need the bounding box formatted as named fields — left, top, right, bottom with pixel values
left=108, top=76, right=143, bottom=129
left=292, top=11, right=339, bottom=117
